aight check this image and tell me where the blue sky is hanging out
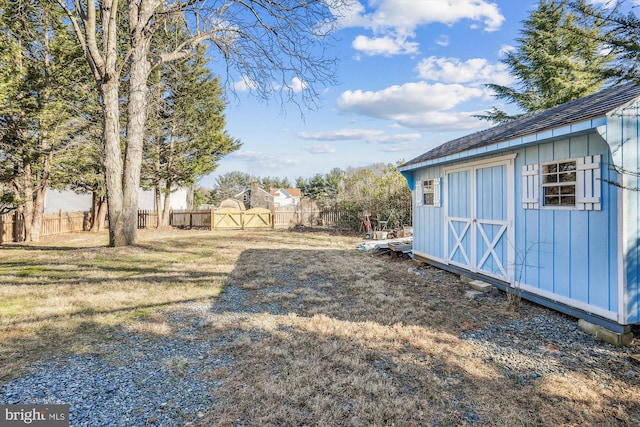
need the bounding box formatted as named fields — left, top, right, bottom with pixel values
left=197, top=0, right=609, bottom=188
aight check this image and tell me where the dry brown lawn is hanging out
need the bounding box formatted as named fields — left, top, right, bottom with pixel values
left=1, top=228, right=639, bottom=426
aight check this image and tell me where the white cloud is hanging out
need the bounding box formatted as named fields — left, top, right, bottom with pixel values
left=331, top=0, right=368, bottom=28
left=232, top=76, right=258, bottom=92
left=290, top=77, right=308, bottom=93
left=231, top=151, right=265, bottom=160
left=298, top=128, right=422, bottom=144
left=435, top=35, right=450, bottom=47
left=588, top=0, right=618, bottom=8
left=353, top=0, right=504, bottom=33
left=341, top=0, right=504, bottom=56
left=373, top=133, right=423, bottom=144
left=416, top=56, right=514, bottom=86
left=336, top=82, right=490, bottom=131
left=498, top=44, right=515, bottom=57
left=352, top=34, right=419, bottom=56
left=234, top=76, right=307, bottom=93
left=391, top=110, right=487, bottom=131
left=338, top=82, right=483, bottom=117
left=305, top=144, right=336, bottom=154
left=299, top=128, right=384, bottom=141
left=230, top=151, right=301, bottom=168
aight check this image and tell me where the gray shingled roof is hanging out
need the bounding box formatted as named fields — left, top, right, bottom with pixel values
left=402, top=82, right=640, bottom=168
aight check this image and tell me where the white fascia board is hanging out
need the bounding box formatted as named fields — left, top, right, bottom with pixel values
left=399, top=117, right=607, bottom=172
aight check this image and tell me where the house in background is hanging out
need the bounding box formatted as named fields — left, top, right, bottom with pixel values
left=235, top=179, right=273, bottom=210
left=44, top=187, right=189, bottom=213
left=399, top=82, right=640, bottom=338
left=270, top=188, right=301, bottom=207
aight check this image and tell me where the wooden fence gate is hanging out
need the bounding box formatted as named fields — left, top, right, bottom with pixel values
left=213, top=208, right=243, bottom=229
left=243, top=208, right=272, bottom=229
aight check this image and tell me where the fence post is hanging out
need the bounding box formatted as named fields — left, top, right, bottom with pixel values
left=13, top=211, right=23, bottom=242
left=0, top=213, right=4, bottom=244
left=210, top=206, right=215, bottom=230
left=271, top=204, right=276, bottom=229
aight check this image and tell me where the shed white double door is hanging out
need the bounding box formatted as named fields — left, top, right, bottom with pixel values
left=444, top=156, right=515, bottom=282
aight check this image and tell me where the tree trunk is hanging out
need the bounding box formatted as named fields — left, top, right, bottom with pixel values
left=186, top=184, right=194, bottom=210
left=30, top=186, right=46, bottom=241
left=30, top=149, right=52, bottom=242
left=90, top=192, right=98, bottom=230
left=122, top=22, right=152, bottom=244
left=101, top=78, right=125, bottom=246
left=22, top=160, right=34, bottom=242
left=96, top=198, right=108, bottom=232
left=162, top=181, right=172, bottom=227
left=90, top=192, right=107, bottom=232
left=154, top=182, right=161, bottom=227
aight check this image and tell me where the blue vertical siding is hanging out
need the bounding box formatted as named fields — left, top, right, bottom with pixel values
left=412, top=130, right=622, bottom=321
left=475, top=165, right=507, bottom=277
left=448, top=170, right=470, bottom=218
left=569, top=136, right=590, bottom=302
left=535, top=143, right=556, bottom=295
left=608, top=101, right=640, bottom=323
left=519, top=145, right=541, bottom=288
left=516, top=134, right=617, bottom=314
left=447, top=170, right=471, bottom=265
left=412, top=167, right=445, bottom=260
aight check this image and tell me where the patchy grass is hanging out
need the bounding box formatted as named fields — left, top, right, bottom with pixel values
left=1, top=228, right=639, bottom=426
left=0, top=229, right=228, bottom=379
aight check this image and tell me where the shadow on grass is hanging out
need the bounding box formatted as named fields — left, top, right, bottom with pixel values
left=195, top=247, right=640, bottom=427
left=0, top=235, right=232, bottom=287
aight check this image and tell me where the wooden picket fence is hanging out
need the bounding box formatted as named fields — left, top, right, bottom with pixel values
left=160, top=206, right=341, bottom=230
left=0, top=210, right=88, bottom=244
left=138, top=210, right=158, bottom=229
left=168, top=207, right=274, bottom=230
left=0, top=206, right=348, bottom=243
left=273, top=206, right=340, bottom=229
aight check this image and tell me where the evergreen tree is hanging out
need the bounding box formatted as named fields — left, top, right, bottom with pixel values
left=144, top=38, right=240, bottom=226
left=209, top=171, right=254, bottom=206
left=296, top=169, right=342, bottom=208
left=570, top=0, right=640, bottom=85
left=261, top=176, right=291, bottom=190
left=479, top=0, right=612, bottom=123
left=0, top=0, right=92, bottom=240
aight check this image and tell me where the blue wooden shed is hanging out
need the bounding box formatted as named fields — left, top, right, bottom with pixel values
left=399, top=83, right=640, bottom=333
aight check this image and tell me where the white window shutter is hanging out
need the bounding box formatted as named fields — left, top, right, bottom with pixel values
left=576, top=155, right=601, bottom=211
left=433, top=178, right=441, bottom=207
left=415, top=180, right=423, bottom=207
left=522, top=164, right=539, bottom=209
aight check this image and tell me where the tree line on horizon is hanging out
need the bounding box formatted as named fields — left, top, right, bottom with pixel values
left=206, top=163, right=413, bottom=231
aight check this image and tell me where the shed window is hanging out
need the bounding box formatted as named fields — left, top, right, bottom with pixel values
left=423, top=180, right=435, bottom=206
left=542, top=160, right=576, bottom=206
left=418, top=178, right=441, bottom=207
left=414, top=178, right=440, bottom=207
left=522, top=155, right=601, bottom=211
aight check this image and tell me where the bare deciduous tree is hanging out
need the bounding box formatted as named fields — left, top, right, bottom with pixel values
left=54, top=0, right=346, bottom=246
